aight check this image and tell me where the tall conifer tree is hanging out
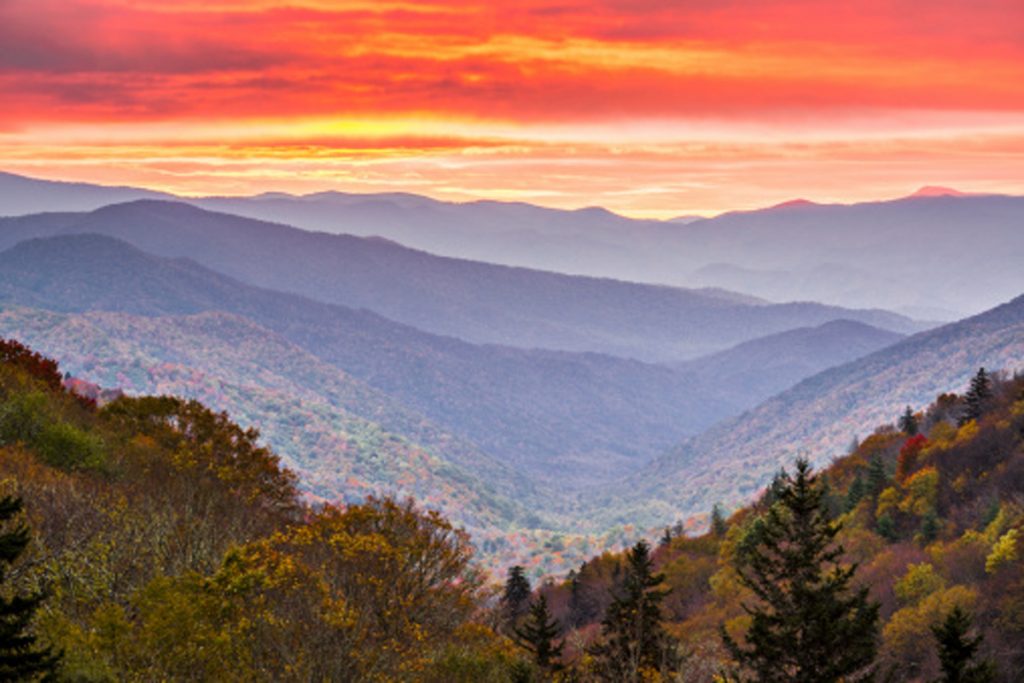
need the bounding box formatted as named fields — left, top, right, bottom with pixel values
left=0, top=496, right=59, bottom=680
left=960, top=368, right=993, bottom=426
left=514, top=595, right=563, bottom=674
left=722, top=460, right=879, bottom=682
left=502, top=565, right=532, bottom=628
left=589, top=540, right=677, bottom=681
left=899, top=406, right=919, bottom=435
left=711, top=504, right=729, bottom=537
left=931, top=607, right=996, bottom=683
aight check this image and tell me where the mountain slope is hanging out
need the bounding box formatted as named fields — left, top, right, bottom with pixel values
left=675, top=319, right=906, bottom=413
left=594, top=293, right=1024, bottom=527
left=0, top=171, right=173, bottom=215
left=0, top=199, right=926, bottom=362
left=0, top=234, right=734, bottom=490
left=0, top=306, right=529, bottom=536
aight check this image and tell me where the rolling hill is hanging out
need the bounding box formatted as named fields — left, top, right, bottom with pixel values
left=0, top=170, right=173, bottom=214
left=592, top=292, right=1024, bottom=528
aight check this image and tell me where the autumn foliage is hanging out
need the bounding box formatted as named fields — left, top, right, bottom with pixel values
left=1, top=339, right=1022, bottom=681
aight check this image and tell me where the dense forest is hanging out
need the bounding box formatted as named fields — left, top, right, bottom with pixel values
left=1, top=339, right=1022, bottom=680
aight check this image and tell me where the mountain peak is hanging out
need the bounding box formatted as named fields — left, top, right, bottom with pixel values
left=908, top=185, right=969, bottom=198
left=768, top=198, right=818, bottom=210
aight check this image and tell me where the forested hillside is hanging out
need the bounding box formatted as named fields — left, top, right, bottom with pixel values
left=596, top=293, right=1024, bottom=529
left=0, top=338, right=526, bottom=680
left=0, top=307, right=530, bottom=535
left=674, top=319, right=905, bottom=414
left=2, top=340, right=1021, bottom=680
left=516, top=371, right=1024, bottom=681
left=0, top=234, right=729, bottom=490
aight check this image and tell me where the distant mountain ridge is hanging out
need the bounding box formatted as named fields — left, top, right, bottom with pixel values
left=0, top=199, right=926, bottom=362
left=3, top=170, right=1020, bottom=316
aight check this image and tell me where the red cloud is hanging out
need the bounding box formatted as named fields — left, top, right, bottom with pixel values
left=0, top=0, right=1022, bottom=126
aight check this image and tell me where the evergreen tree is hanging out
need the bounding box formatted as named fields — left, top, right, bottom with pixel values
left=846, top=473, right=866, bottom=512
left=818, top=475, right=842, bottom=520
left=931, top=606, right=996, bottom=683
left=502, top=565, right=533, bottom=628
left=899, top=406, right=919, bottom=436
left=867, top=454, right=889, bottom=498
left=876, top=513, right=897, bottom=542
left=567, top=563, right=600, bottom=629
left=761, top=468, right=789, bottom=507
left=711, top=503, right=729, bottom=537
left=919, top=510, right=940, bottom=543
left=721, top=460, right=879, bottom=682
left=589, top=540, right=677, bottom=681
left=514, top=595, right=563, bottom=673
left=959, top=368, right=993, bottom=426
left=0, top=496, right=59, bottom=680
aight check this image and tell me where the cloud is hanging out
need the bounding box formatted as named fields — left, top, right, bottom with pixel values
left=1, top=0, right=1022, bottom=211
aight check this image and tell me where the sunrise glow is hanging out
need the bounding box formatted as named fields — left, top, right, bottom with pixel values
left=2, top=0, right=1023, bottom=215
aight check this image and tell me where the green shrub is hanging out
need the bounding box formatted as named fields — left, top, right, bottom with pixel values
left=33, top=422, right=105, bottom=471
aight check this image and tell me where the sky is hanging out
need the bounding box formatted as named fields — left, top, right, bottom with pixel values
left=1, top=0, right=1023, bottom=217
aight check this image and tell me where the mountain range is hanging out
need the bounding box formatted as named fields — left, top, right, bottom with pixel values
left=4, top=170, right=1022, bottom=317
left=0, top=198, right=925, bottom=362
left=0, top=233, right=730, bottom=491
left=2, top=171, right=1022, bottom=562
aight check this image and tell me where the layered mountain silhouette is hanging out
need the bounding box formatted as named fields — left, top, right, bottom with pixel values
left=0, top=199, right=925, bottom=362
left=4, top=171, right=1019, bottom=544
left=595, top=293, right=1024, bottom=528
left=0, top=234, right=733, bottom=492
left=5, top=170, right=1021, bottom=316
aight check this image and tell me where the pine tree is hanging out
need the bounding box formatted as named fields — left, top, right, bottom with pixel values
left=0, top=496, right=59, bottom=680
left=567, top=563, right=601, bottom=629
left=931, top=606, right=996, bottom=683
left=711, top=503, right=728, bottom=537
left=845, top=473, right=866, bottom=512
left=514, top=594, right=563, bottom=673
left=959, top=368, right=993, bottom=426
left=502, top=565, right=533, bottom=629
left=761, top=468, right=789, bottom=507
left=876, top=513, right=897, bottom=542
left=919, top=510, right=940, bottom=543
left=589, top=540, right=677, bottom=682
left=722, top=459, right=879, bottom=682
left=899, top=406, right=919, bottom=435
left=867, top=454, right=889, bottom=498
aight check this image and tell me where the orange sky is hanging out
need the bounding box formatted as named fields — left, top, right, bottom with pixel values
left=1, top=0, right=1023, bottom=217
